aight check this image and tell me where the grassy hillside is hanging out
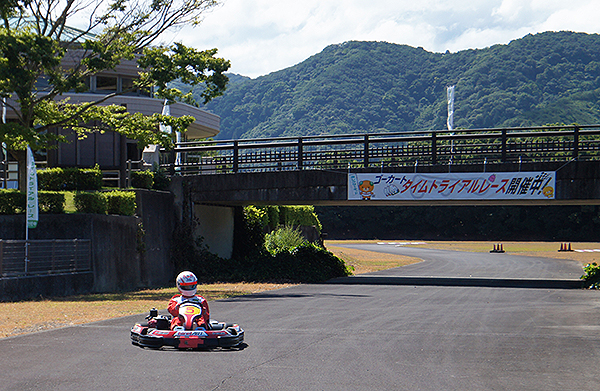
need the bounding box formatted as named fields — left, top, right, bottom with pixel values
left=200, top=31, right=600, bottom=140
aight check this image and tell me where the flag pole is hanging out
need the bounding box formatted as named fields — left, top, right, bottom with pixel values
left=447, top=85, right=455, bottom=156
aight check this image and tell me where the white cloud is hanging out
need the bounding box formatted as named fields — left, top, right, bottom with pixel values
left=169, top=0, right=600, bottom=78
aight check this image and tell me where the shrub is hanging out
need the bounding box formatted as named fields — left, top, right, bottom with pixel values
left=264, top=226, right=307, bottom=255
left=0, top=189, right=25, bottom=214
left=260, top=205, right=280, bottom=228
left=37, top=167, right=64, bottom=190
left=76, top=165, right=103, bottom=190
left=236, top=206, right=267, bottom=256
left=0, top=190, right=65, bottom=214
left=279, top=205, right=322, bottom=232
left=105, top=190, right=136, bottom=216
left=581, top=262, right=600, bottom=289
left=152, top=163, right=171, bottom=191
left=130, top=170, right=154, bottom=189
left=271, top=243, right=352, bottom=282
left=74, top=192, right=107, bottom=214
left=38, top=165, right=102, bottom=191
left=38, top=191, right=65, bottom=214
left=245, top=205, right=268, bottom=228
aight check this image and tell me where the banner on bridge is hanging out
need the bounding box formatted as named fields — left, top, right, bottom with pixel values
left=348, top=171, right=555, bottom=201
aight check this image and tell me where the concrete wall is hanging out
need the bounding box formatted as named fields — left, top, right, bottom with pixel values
left=135, top=189, right=176, bottom=286
left=0, top=214, right=140, bottom=296
left=0, top=272, right=94, bottom=302
left=193, top=204, right=234, bottom=259
left=185, top=161, right=600, bottom=206
left=0, top=190, right=176, bottom=300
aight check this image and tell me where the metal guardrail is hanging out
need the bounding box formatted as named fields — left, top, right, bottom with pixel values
left=0, top=239, right=91, bottom=277
left=168, top=124, right=600, bottom=175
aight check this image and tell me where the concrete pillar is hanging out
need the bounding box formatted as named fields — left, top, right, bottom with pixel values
left=193, top=204, right=234, bottom=259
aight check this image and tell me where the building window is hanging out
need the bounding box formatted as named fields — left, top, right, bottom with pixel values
left=121, top=77, right=151, bottom=96
left=96, top=76, right=118, bottom=92
left=121, top=77, right=134, bottom=92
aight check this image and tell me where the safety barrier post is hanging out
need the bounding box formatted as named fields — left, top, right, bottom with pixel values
left=431, top=132, right=437, bottom=165
left=363, top=135, right=370, bottom=168
left=573, top=126, right=580, bottom=159
left=501, top=129, right=507, bottom=163
left=298, top=137, right=303, bottom=170
left=233, top=140, right=239, bottom=173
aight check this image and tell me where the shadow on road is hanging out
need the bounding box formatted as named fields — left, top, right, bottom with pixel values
left=222, top=292, right=371, bottom=301
left=326, top=276, right=583, bottom=289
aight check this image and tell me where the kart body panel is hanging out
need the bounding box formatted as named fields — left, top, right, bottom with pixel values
left=131, top=321, right=244, bottom=349
left=130, top=304, right=244, bottom=349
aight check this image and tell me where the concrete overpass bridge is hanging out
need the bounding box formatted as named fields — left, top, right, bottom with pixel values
left=166, top=125, right=600, bottom=257
left=173, top=124, right=600, bottom=207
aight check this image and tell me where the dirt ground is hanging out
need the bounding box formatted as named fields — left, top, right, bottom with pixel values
left=1, top=240, right=598, bottom=339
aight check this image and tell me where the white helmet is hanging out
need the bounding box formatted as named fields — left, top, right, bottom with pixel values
left=176, top=271, right=198, bottom=297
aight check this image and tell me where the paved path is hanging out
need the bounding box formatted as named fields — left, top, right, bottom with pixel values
left=1, top=246, right=599, bottom=390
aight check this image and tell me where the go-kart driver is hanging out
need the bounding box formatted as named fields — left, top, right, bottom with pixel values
left=168, top=271, right=210, bottom=330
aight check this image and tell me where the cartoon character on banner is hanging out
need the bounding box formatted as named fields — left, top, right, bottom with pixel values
left=358, top=180, right=375, bottom=200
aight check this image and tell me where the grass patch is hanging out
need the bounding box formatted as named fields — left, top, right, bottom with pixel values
left=63, top=191, right=76, bottom=213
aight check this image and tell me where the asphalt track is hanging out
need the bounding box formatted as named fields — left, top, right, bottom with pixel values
left=2, top=244, right=600, bottom=390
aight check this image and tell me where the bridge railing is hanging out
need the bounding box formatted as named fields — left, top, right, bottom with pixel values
left=169, top=125, right=600, bottom=175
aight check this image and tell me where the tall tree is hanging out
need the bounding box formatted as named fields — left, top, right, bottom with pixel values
left=0, top=0, right=230, bottom=189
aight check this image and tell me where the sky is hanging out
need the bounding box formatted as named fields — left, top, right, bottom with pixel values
left=167, top=0, right=600, bottom=79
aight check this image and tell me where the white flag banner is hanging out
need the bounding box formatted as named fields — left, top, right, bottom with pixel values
left=348, top=171, right=555, bottom=201
left=447, top=85, right=455, bottom=131
left=26, top=146, right=38, bottom=229
left=2, top=97, right=6, bottom=166
left=159, top=99, right=172, bottom=134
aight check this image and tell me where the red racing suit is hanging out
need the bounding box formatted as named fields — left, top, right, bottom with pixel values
left=168, top=294, right=210, bottom=330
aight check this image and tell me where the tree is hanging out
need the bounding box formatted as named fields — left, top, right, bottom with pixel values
left=0, top=0, right=230, bottom=189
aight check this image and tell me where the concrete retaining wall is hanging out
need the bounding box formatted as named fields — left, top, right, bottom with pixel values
left=0, top=190, right=176, bottom=300
left=0, top=272, right=94, bottom=301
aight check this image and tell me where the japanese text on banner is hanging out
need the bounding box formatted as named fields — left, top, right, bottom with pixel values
left=348, top=172, right=555, bottom=201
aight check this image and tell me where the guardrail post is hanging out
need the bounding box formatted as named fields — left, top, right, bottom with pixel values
left=501, top=129, right=507, bottom=163
left=298, top=137, right=304, bottom=170
left=51, top=239, right=56, bottom=272
left=364, top=135, right=370, bottom=168
left=73, top=239, right=78, bottom=271
left=431, top=132, right=437, bottom=165
left=573, top=126, right=580, bottom=159
left=233, top=140, right=239, bottom=173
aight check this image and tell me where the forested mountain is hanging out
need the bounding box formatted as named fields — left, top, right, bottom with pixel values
left=200, top=31, right=600, bottom=140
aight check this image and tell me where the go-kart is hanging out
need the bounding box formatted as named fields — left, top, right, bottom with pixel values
left=130, top=302, right=244, bottom=349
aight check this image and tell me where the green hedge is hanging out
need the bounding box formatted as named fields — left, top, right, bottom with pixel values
left=39, top=191, right=65, bottom=214
left=105, top=190, right=136, bottom=216
left=74, top=192, right=107, bottom=214
left=0, top=189, right=26, bottom=214
left=38, top=165, right=103, bottom=191
left=130, top=170, right=154, bottom=189
left=73, top=190, right=136, bottom=215
left=0, top=190, right=65, bottom=214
